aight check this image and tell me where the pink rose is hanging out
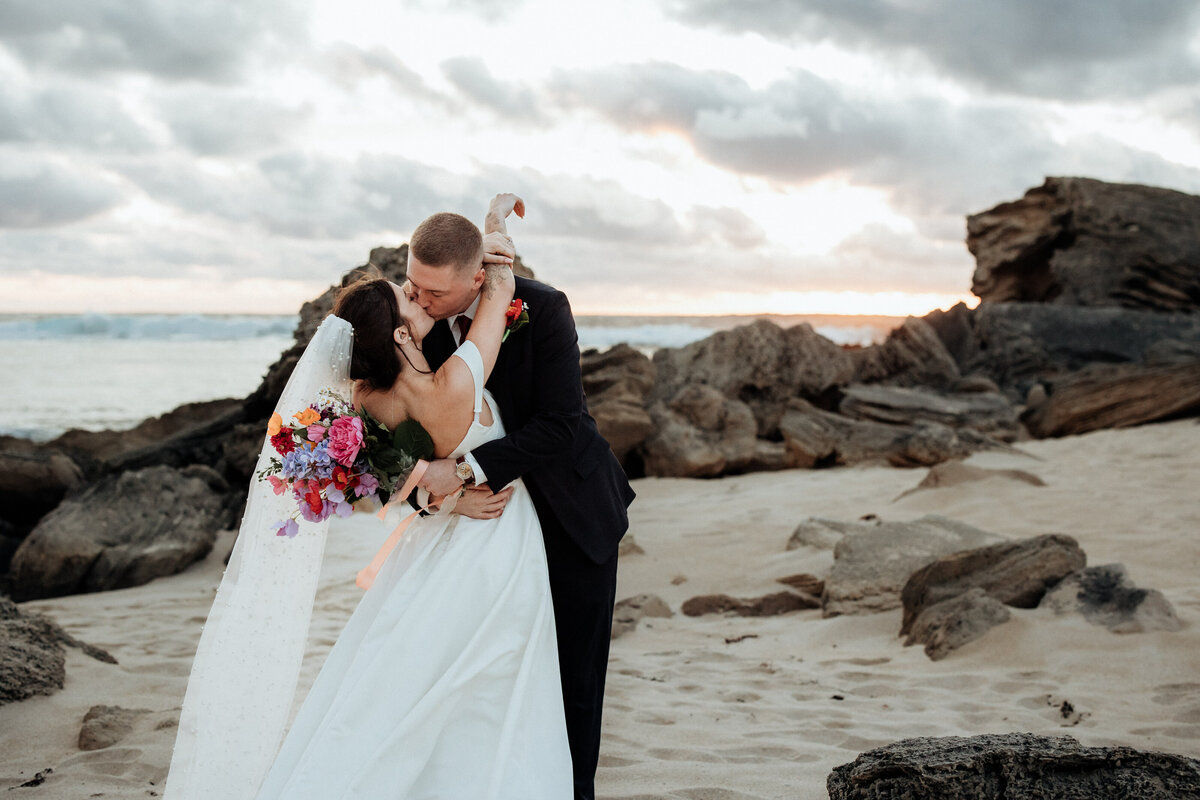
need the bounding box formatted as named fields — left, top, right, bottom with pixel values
left=307, top=424, right=327, bottom=442
left=328, top=416, right=365, bottom=467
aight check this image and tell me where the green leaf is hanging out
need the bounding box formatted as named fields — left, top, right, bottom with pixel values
left=392, top=419, right=434, bottom=460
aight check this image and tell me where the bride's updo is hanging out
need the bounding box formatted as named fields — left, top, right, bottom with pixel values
left=333, top=278, right=404, bottom=390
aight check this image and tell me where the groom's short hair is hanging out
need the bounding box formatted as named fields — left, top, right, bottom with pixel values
left=410, top=212, right=483, bottom=273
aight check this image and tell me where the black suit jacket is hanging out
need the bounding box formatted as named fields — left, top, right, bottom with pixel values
left=422, top=277, right=635, bottom=565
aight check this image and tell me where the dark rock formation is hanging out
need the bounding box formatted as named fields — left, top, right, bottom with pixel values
left=0, top=448, right=84, bottom=536
left=903, top=587, right=1011, bottom=660
left=580, top=344, right=655, bottom=469
left=776, top=573, right=824, bottom=597
left=650, top=320, right=855, bottom=438
left=838, top=384, right=1019, bottom=441
left=610, top=594, right=672, bottom=639
left=822, top=515, right=1004, bottom=617
left=849, top=317, right=960, bottom=389
left=681, top=590, right=819, bottom=617
left=827, top=732, right=1200, bottom=799
left=8, top=465, right=226, bottom=601
left=1041, top=564, right=1183, bottom=633
left=1023, top=361, right=1200, bottom=437
left=48, top=399, right=244, bottom=464
left=899, top=533, right=1086, bottom=637
left=78, top=705, right=151, bottom=751
left=1, top=598, right=115, bottom=706
left=968, top=176, right=1200, bottom=313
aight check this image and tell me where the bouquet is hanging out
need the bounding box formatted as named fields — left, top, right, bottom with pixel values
left=257, top=388, right=433, bottom=538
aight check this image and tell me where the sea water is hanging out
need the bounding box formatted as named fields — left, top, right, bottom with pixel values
left=1, top=313, right=898, bottom=441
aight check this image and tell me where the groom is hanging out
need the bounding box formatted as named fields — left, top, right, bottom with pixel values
left=405, top=204, right=635, bottom=800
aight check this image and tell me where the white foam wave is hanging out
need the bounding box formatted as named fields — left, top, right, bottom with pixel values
left=0, top=313, right=298, bottom=341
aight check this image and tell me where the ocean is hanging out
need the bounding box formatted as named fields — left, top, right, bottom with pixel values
left=1, top=312, right=901, bottom=441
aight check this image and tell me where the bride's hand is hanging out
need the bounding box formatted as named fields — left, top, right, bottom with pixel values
left=488, top=193, right=524, bottom=221
left=482, top=231, right=514, bottom=266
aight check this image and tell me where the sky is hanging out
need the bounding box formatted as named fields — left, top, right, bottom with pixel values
left=2, top=0, right=1199, bottom=316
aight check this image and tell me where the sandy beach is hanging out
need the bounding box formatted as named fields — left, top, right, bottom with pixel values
left=2, top=418, right=1198, bottom=799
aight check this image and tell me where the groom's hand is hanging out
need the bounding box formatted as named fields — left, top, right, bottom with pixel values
left=419, top=457, right=464, bottom=497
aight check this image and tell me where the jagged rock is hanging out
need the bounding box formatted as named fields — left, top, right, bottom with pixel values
left=1, top=598, right=115, bottom=706
left=827, top=732, right=1200, bottom=799
left=838, top=384, right=1019, bottom=441
left=894, top=461, right=1045, bottom=501
left=776, top=573, right=825, bottom=596
left=903, top=587, right=1012, bottom=660
left=582, top=344, right=656, bottom=467
left=681, top=591, right=819, bottom=617
left=778, top=399, right=999, bottom=469
left=850, top=317, right=961, bottom=390
left=787, top=517, right=876, bottom=551
left=957, top=302, right=1200, bottom=399
left=1023, top=361, right=1200, bottom=437
left=643, top=385, right=793, bottom=477
left=968, top=176, right=1200, bottom=313
left=8, top=465, right=225, bottom=601
left=650, top=320, right=855, bottom=437
left=822, top=516, right=1004, bottom=617
left=78, top=705, right=151, bottom=751
left=48, top=399, right=244, bottom=463
left=1041, top=564, right=1183, bottom=634
left=0, top=449, right=84, bottom=533
left=611, top=594, right=672, bottom=639
left=899, top=534, right=1086, bottom=636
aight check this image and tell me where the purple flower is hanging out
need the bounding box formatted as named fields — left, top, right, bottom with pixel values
left=298, top=497, right=333, bottom=523
left=273, top=519, right=299, bottom=538
left=282, top=448, right=314, bottom=480
left=354, top=473, right=379, bottom=497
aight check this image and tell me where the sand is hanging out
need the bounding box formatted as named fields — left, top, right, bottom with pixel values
left=2, top=419, right=1198, bottom=799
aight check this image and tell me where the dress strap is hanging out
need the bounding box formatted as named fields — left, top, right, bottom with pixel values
left=450, top=339, right=485, bottom=420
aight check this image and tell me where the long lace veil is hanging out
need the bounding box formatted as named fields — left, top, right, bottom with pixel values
left=164, top=314, right=354, bottom=800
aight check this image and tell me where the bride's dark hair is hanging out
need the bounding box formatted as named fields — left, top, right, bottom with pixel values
left=333, top=278, right=406, bottom=390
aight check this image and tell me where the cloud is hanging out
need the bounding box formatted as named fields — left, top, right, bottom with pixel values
left=320, top=44, right=451, bottom=107
left=0, top=0, right=308, bottom=82
left=440, top=58, right=545, bottom=122
left=668, top=0, right=1200, bottom=100
left=157, top=88, right=312, bottom=156
left=0, top=157, right=124, bottom=227
left=0, top=81, right=156, bottom=153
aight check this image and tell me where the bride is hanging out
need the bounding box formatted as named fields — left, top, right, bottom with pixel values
left=164, top=196, right=572, bottom=799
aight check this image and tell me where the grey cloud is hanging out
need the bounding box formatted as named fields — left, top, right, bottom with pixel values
left=0, top=82, right=156, bottom=153
left=669, top=0, right=1200, bottom=100
left=0, top=157, right=124, bottom=227
left=321, top=44, right=451, bottom=107
left=441, top=58, right=545, bottom=122
left=157, top=89, right=311, bottom=156
left=0, top=0, right=308, bottom=82
left=686, top=206, right=767, bottom=249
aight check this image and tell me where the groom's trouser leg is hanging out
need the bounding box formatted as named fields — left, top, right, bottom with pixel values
left=544, top=530, right=619, bottom=800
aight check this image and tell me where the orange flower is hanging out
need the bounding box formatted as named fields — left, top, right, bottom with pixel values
left=267, top=412, right=283, bottom=436
left=293, top=407, right=320, bottom=426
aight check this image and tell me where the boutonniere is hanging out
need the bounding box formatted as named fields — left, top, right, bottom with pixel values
left=502, top=299, right=529, bottom=342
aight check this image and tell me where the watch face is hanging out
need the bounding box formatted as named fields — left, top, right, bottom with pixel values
left=456, top=462, right=472, bottom=480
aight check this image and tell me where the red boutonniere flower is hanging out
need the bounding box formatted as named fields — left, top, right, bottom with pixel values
left=502, top=299, right=529, bottom=342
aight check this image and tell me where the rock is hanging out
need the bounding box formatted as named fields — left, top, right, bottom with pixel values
left=838, top=384, right=1019, bottom=441
left=1023, top=361, right=1200, bottom=437
left=778, top=399, right=1000, bottom=469
left=1041, top=564, right=1183, bottom=634
left=776, top=573, right=825, bottom=596
left=899, top=534, right=1087, bottom=636
left=611, top=594, right=672, bottom=639
left=582, top=344, right=656, bottom=467
left=642, top=385, right=793, bottom=477
left=47, top=399, right=244, bottom=464
left=850, top=317, right=961, bottom=390
left=0, top=449, right=84, bottom=533
left=961, top=301, right=1200, bottom=399
left=951, top=374, right=1001, bottom=394
left=968, top=176, right=1200, bottom=313
left=894, top=461, right=1045, bottom=501
left=823, top=515, right=1004, bottom=617
left=0, top=598, right=115, bottom=706
left=787, top=517, right=873, bottom=551
left=8, top=465, right=225, bottom=601
left=682, top=591, right=819, bottom=617
left=650, top=320, right=855, bottom=437
left=827, top=732, right=1200, bottom=799
left=617, top=534, right=644, bottom=557
left=903, top=587, right=1012, bottom=660
left=78, top=705, right=151, bottom=751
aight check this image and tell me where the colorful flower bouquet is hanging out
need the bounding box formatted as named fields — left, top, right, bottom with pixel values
left=256, top=388, right=433, bottom=537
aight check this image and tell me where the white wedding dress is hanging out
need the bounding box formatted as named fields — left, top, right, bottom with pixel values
left=252, top=341, right=573, bottom=799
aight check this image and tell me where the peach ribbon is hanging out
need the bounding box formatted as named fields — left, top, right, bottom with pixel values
left=356, top=459, right=435, bottom=590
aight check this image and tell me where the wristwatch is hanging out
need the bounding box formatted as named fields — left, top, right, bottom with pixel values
left=454, top=455, right=476, bottom=487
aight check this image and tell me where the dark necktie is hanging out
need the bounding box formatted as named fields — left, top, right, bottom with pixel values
left=455, top=315, right=471, bottom=344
